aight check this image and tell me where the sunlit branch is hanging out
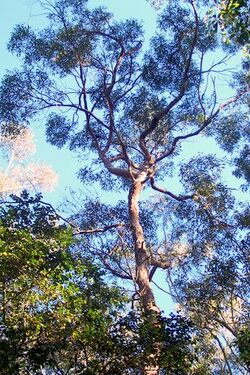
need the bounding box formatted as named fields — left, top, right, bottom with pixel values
left=150, top=178, right=194, bottom=201
left=87, top=126, right=131, bottom=178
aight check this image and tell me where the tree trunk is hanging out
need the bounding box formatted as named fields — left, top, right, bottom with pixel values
left=128, top=178, right=161, bottom=375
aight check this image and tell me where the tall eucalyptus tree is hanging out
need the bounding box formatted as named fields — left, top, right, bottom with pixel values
left=0, top=0, right=249, bottom=373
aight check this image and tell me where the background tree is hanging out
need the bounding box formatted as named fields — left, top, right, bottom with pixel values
left=0, top=125, right=58, bottom=196
left=210, top=0, right=249, bottom=56
left=0, top=0, right=249, bottom=373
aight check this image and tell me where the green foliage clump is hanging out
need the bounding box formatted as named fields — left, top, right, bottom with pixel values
left=236, top=327, right=250, bottom=367
left=0, top=192, right=124, bottom=374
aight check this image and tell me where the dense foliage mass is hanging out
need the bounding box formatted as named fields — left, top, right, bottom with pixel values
left=0, top=0, right=249, bottom=373
left=0, top=193, right=121, bottom=374
left=0, top=193, right=198, bottom=374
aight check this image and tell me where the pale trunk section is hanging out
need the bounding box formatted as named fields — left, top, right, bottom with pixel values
left=128, top=177, right=161, bottom=375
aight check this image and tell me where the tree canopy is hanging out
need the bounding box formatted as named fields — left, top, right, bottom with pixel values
left=0, top=0, right=249, bottom=373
